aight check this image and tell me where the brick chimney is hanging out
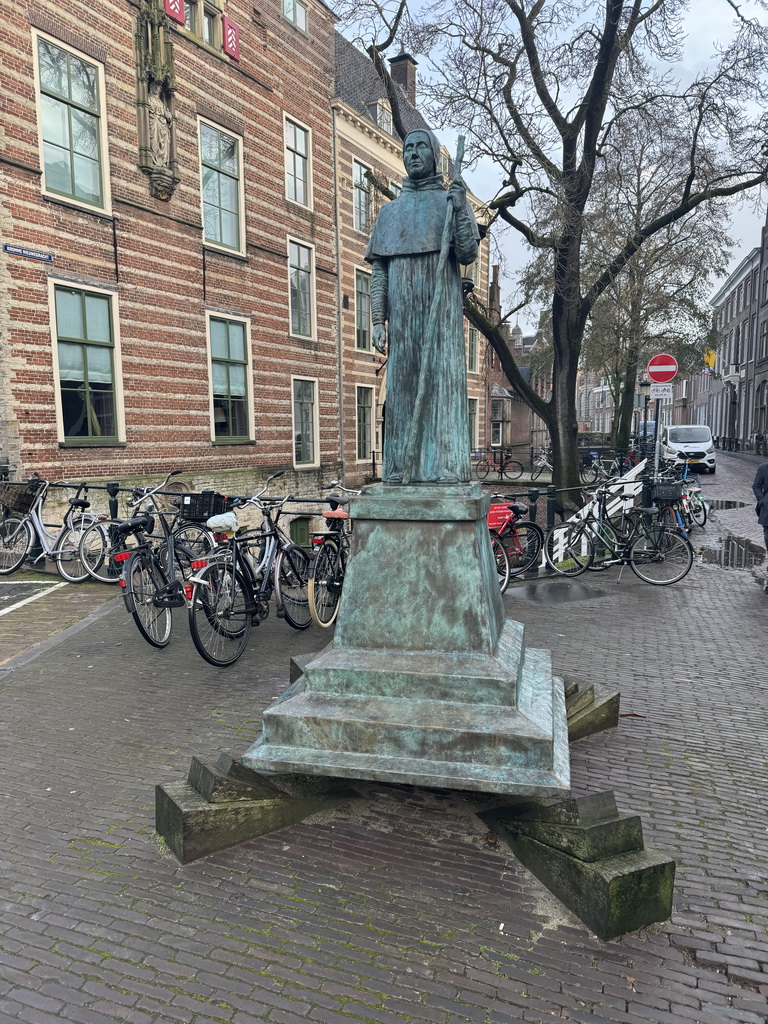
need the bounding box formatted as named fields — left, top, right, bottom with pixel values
left=389, top=53, right=417, bottom=106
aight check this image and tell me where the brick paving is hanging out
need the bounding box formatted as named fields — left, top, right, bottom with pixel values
left=1, top=467, right=768, bottom=1023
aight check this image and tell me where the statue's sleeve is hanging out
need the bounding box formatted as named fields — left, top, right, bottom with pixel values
left=370, top=258, right=389, bottom=324
left=452, top=200, right=480, bottom=265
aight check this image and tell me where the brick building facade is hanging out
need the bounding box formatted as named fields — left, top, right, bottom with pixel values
left=1, top=0, right=492, bottom=499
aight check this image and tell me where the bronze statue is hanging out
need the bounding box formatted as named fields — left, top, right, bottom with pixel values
left=365, top=129, right=479, bottom=485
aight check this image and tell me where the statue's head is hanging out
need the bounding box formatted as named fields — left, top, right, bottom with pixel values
left=403, top=129, right=441, bottom=181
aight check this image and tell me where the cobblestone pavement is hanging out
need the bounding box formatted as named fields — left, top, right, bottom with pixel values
left=1, top=476, right=767, bottom=1024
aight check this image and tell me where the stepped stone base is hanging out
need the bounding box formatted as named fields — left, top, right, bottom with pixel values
left=563, top=676, right=621, bottom=741
left=481, top=792, right=675, bottom=941
left=242, top=484, right=570, bottom=797
left=155, top=754, right=355, bottom=864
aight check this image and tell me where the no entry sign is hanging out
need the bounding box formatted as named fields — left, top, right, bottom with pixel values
left=647, top=353, right=678, bottom=383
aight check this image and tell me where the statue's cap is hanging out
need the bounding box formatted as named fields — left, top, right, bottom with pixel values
left=403, top=128, right=441, bottom=171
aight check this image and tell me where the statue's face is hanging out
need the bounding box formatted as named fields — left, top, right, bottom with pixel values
left=403, top=133, right=435, bottom=180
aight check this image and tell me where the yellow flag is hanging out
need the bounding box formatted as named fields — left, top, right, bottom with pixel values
left=704, top=347, right=716, bottom=369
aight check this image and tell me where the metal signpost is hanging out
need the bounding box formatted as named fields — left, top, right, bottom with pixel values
left=646, top=353, right=679, bottom=479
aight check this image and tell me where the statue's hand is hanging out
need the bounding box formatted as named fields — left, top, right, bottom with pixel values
left=372, top=323, right=387, bottom=354
left=448, top=175, right=467, bottom=211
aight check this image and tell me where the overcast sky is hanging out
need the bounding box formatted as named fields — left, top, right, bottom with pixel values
left=431, top=0, right=768, bottom=331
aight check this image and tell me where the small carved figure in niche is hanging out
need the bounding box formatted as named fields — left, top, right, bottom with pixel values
left=148, top=79, right=172, bottom=168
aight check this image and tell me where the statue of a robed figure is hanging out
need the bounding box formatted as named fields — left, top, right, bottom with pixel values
left=236, top=131, right=569, bottom=801
left=366, top=129, right=479, bottom=486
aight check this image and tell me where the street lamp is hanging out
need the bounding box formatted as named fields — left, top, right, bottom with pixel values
left=639, top=378, right=651, bottom=447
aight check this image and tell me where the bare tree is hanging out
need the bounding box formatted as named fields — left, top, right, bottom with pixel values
left=353, top=0, right=768, bottom=486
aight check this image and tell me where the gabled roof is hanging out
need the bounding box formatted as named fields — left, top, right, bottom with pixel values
left=334, top=32, right=432, bottom=143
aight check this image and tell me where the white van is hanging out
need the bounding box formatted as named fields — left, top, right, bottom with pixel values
left=660, top=424, right=716, bottom=474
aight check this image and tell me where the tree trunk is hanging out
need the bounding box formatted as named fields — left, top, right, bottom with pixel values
left=549, top=295, right=583, bottom=494
left=614, top=343, right=640, bottom=451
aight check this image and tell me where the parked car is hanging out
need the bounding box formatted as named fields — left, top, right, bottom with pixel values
left=660, top=424, right=716, bottom=473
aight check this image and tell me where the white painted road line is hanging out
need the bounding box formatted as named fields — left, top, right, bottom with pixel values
left=0, top=582, right=67, bottom=617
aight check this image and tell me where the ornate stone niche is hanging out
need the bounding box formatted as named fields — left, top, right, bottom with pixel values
left=136, top=0, right=180, bottom=200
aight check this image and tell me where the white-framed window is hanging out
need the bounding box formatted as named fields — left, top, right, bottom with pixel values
left=292, top=376, right=318, bottom=467
left=32, top=30, right=111, bottom=213
left=491, top=421, right=502, bottom=446
left=438, top=150, right=449, bottom=177
left=207, top=313, right=253, bottom=442
left=376, top=102, right=393, bottom=134
left=353, top=160, right=371, bottom=233
left=199, top=118, right=244, bottom=254
left=356, top=385, right=374, bottom=461
left=467, top=327, right=478, bottom=373
left=48, top=279, right=125, bottom=444
left=185, top=0, right=221, bottom=45
left=288, top=239, right=315, bottom=338
left=355, top=269, right=372, bottom=351
left=284, top=117, right=311, bottom=207
left=284, top=0, right=307, bottom=31
left=468, top=397, right=478, bottom=449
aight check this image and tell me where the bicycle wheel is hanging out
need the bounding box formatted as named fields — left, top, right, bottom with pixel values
left=544, top=521, right=593, bottom=576
left=173, top=523, right=214, bottom=559
left=80, top=520, right=128, bottom=584
left=585, top=520, right=620, bottom=572
left=189, top=561, right=252, bottom=667
left=502, top=460, right=524, bottom=482
left=275, top=544, right=312, bottom=629
left=475, top=459, right=490, bottom=480
left=125, top=550, right=172, bottom=647
left=530, top=461, right=544, bottom=481
left=580, top=462, right=599, bottom=484
left=688, top=494, right=707, bottom=528
left=500, top=522, right=543, bottom=577
left=491, top=533, right=510, bottom=593
left=308, top=539, right=343, bottom=627
left=52, top=517, right=94, bottom=583
left=629, top=528, right=693, bottom=585
left=0, top=516, right=34, bottom=575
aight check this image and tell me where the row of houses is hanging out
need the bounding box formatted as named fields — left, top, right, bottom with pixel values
left=0, top=0, right=493, bottom=496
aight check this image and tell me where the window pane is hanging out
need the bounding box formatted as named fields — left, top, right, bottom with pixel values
left=211, top=361, right=228, bottom=394
left=56, top=290, right=84, bottom=339
left=204, top=11, right=215, bottom=44
left=219, top=174, right=238, bottom=213
left=90, top=388, right=115, bottom=437
left=85, top=295, right=110, bottom=342
left=203, top=204, right=220, bottom=243
left=202, top=167, right=218, bottom=204
left=220, top=211, right=239, bottom=249
left=73, top=153, right=101, bottom=203
left=230, top=398, right=247, bottom=437
left=38, top=39, right=67, bottom=97
left=200, top=124, right=218, bottom=164
left=210, top=320, right=228, bottom=358
left=296, top=0, right=306, bottom=30
left=71, top=108, right=99, bottom=158
left=61, top=387, right=89, bottom=437
left=69, top=56, right=97, bottom=111
left=284, top=0, right=295, bottom=20
left=228, top=322, right=245, bottom=361
left=228, top=363, right=246, bottom=396
left=44, top=142, right=73, bottom=195
left=58, top=342, right=84, bottom=382
left=220, top=135, right=238, bottom=175
left=86, top=344, right=113, bottom=384
left=41, top=94, right=69, bottom=147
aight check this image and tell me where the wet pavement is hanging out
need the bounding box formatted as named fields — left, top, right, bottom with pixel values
left=0, top=453, right=767, bottom=1023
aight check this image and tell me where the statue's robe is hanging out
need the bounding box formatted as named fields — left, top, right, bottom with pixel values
left=365, top=174, right=480, bottom=485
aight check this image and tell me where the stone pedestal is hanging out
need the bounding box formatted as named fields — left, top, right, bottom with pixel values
left=243, top=484, right=570, bottom=796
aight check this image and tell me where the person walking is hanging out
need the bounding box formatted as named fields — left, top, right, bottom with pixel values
left=752, top=460, right=768, bottom=590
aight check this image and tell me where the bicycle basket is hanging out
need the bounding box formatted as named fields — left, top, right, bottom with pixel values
left=0, top=482, right=36, bottom=515
left=178, top=491, right=235, bottom=522
left=651, top=481, right=683, bottom=504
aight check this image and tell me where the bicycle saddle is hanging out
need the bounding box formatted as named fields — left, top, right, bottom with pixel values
left=327, top=494, right=350, bottom=508
left=116, top=514, right=153, bottom=535
left=69, top=497, right=90, bottom=509
left=508, top=501, right=528, bottom=516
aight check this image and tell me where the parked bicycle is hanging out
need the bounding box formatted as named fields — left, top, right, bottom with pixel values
left=308, top=481, right=360, bottom=628
left=0, top=476, right=100, bottom=582
left=79, top=483, right=214, bottom=584
left=529, top=447, right=553, bottom=481
left=544, top=483, right=694, bottom=585
left=474, top=449, right=524, bottom=482
left=187, top=473, right=312, bottom=667
left=116, top=470, right=198, bottom=647
left=488, top=495, right=544, bottom=581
